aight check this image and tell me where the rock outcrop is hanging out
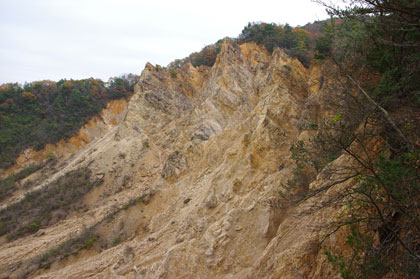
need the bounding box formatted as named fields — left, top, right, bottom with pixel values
left=0, top=40, right=349, bottom=278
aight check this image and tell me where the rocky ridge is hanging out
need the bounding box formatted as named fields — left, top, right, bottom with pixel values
left=0, top=40, right=347, bottom=278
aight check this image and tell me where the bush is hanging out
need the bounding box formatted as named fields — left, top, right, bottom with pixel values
left=170, top=69, right=177, bottom=78
left=0, top=163, right=43, bottom=201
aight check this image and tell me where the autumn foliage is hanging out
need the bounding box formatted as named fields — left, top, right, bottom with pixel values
left=0, top=75, right=138, bottom=168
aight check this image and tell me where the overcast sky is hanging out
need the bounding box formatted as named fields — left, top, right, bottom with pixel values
left=0, top=0, right=328, bottom=84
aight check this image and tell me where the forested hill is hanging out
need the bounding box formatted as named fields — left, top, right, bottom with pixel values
left=0, top=75, right=138, bottom=168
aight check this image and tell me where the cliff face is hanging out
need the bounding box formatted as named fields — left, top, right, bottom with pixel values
left=0, top=40, right=347, bottom=278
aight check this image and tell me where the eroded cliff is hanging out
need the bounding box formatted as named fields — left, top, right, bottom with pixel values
left=0, top=40, right=349, bottom=279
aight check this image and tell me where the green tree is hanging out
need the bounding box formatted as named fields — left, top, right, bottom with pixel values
left=0, top=76, right=137, bottom=168
left=287, top=0, right=420, bottom=277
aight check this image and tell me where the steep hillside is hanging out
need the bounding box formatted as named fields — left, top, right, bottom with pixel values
left=0, top=39, right=348, bottom=279
left=0, top=76, right=136, bottom=169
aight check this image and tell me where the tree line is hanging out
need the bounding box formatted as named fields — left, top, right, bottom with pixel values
left=0, top=75, right=138, bottom=168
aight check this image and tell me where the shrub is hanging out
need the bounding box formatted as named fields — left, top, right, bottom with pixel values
left=0, top=163, right=43, bottom=202
left=170, top=69, right=177, bottom=79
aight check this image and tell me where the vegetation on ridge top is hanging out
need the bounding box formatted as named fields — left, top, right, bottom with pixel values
left=0, top=74, right=138, bottom=169
left=169, top=20, right=327, bottom=69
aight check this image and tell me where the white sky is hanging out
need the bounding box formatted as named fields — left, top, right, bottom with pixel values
left=0, top=0, right=328, bottom=84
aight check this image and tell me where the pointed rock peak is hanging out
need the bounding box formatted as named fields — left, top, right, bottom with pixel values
left=181, top=62, right=195, bottom=72
left=145, top=62, right=155, bottom=70
left=140, top=62, right=157, bottom=81
left=271, top=47, right=289, bottom=61
left=219, top=38, right=241, bottom=56
left=270, top=47, right=308, bottom=75
left=213, top=38, right=244, bottom=68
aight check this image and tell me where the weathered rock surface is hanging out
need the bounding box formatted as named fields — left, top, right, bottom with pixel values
left=0, top=40, right=348, bottom=278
